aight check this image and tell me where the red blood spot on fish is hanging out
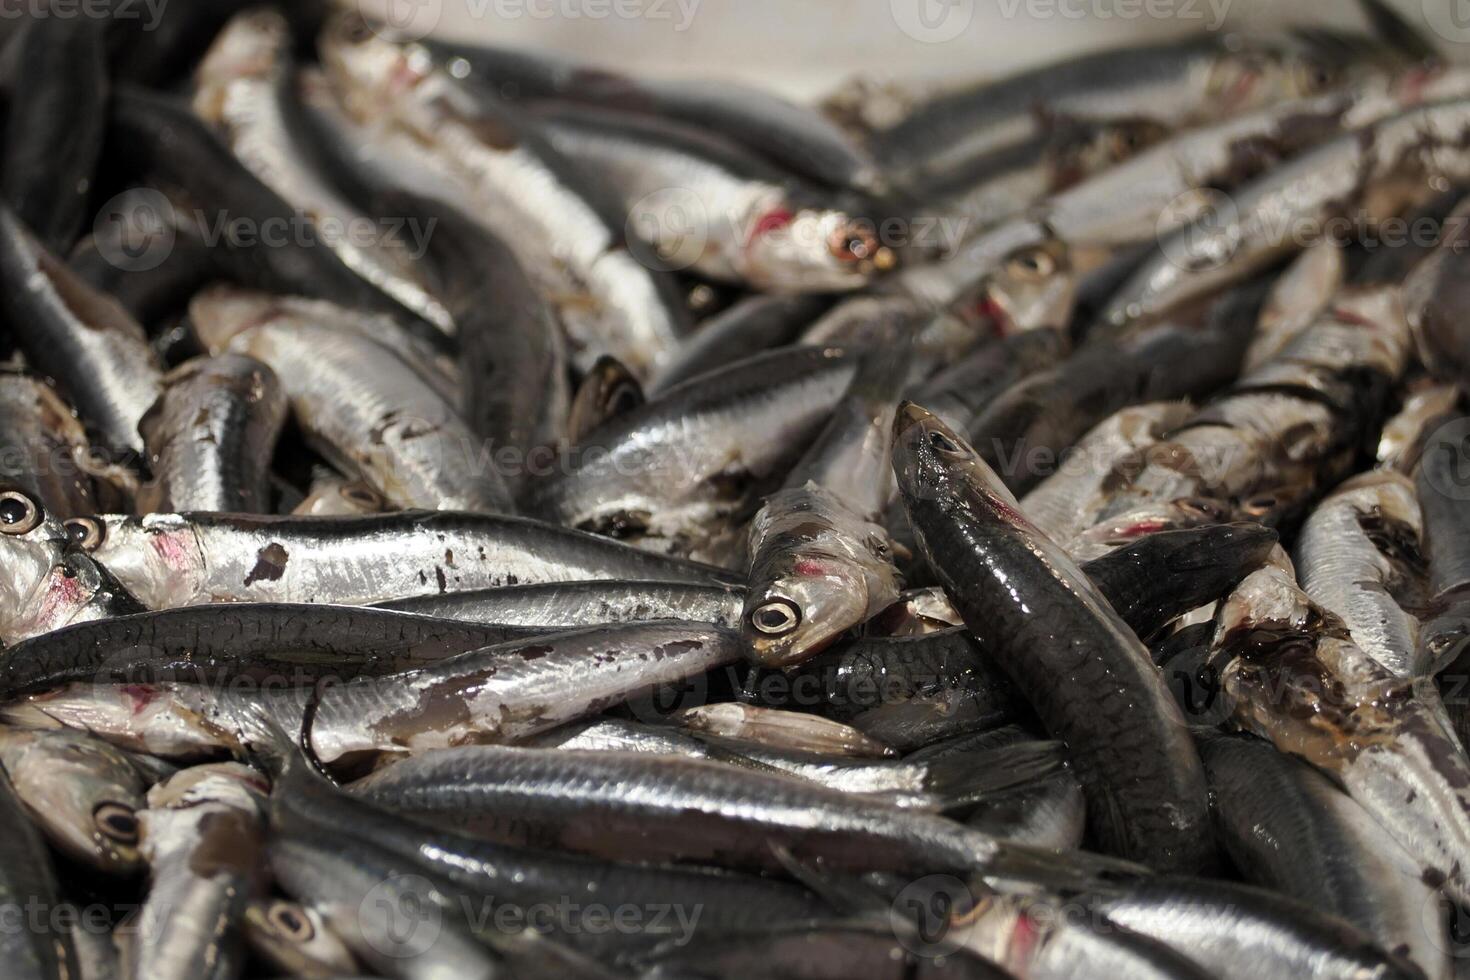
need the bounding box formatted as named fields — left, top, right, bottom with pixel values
left=985, top=492, right=1032, bottom=529
left=1227, top=70, right=1258, bottom=107
left=972, top=294, right=1010, bottom=335
left=794, top=559, right=827, bottom=577
left=121, top=685, right=159, bottom=715
left=148, top=531, right=192, bottom=569
left=1119, top=519, right=1169, bottom=538
left=747, top=208, right=794, bottom=248
left=1010, top=908, right=1041, bottom=964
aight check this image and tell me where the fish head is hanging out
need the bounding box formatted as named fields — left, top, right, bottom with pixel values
left=951, top=238, right=1076, bottom=336
left=1206, top=37, right=1346, bottom=114
left=319, top=11, right=432, bottom=120
left=246, top=899, right=359, bottom=977
left=892, top=402, right=1026, bottom=523
left=743, top=550, right=878, bottom=668
left=743, top=206, right=895, bottom=291
left=0, top=488, right=72, bottom=639
left=193, top=8, right=289, bottom=121
left=1054, top=117, right=1173, bottom=184
left=0, top=728, right=145, bottom=873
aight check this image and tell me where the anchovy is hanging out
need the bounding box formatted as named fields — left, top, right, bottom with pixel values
left=2, top=13, right=107, bottom=252
left=0, top=370, right=98, bottom=519
left=138, top=355, right=287, bottom=514
left=0, top=603, right=541, bottom=700
left=526, top=346, right=856, bottom=560
left=893, top=403, right=1214, bottom=872
left=347, top=742, right=1137, bottom=884
left=421, top=34, right=883, bottom=195
left=1200, top=731, right=1450, bottom=979
left=67, top=510, right=731, bottom=610
left=0, top=765, right=79, bottom=979
left=676, top=703, right=894, bottom=758
left=566, top=355, right=644, bottom=447
left=1378, top=383, right=1458, bottom=473
left=744, top=342, right=909, bottom=666
left=0, top=726, right=145, bottom=875
left=1213, top=564, right=1470, bottom=907
left=533, top=104, right=893, bottom=291
left=1246, top=240, right=1346, bottom=371
left=190, top=287, right=515, bottom=513
left=290, top=470, right=386, bottom=518
left=648, top=294, right=833, bottom=395
left=377, top=580, right=745, bottom=629
left=128, top=763, right=268, bottom=980
left=193, top=9, right=455, bottom=334
left=243, top=898, right=361, bottom=980
left=1101, top=97, right=1470, bottom=331
left=0, top=204, right=163, bottom=460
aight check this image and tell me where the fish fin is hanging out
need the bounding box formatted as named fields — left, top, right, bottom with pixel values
left=1355, top=0, right=1440, bottom=62
left=921, top=739, right=1068, bottom=811
left=978, top=840, right=1150, bottom=895
left=769, top=845, right=897, bottom=918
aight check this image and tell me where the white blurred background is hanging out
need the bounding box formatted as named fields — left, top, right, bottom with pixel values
left=355, top=0, right=1443, bottom=101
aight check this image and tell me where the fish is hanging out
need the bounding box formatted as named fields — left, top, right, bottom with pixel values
left=375, top=579, right=745, bottom=631
left=1100, top=97, right=1470, bottom=331
left=1245, top=240, right=1347, bottom=371
left=648, top=294, right=834, bottom=395
left=1019, top=401, right=1194, bottom=544
left=321, top=16, right=691, bottom=379
left=743, top=342, right=910, bottom=666
left=0, top=370, right=100, bottom=519
left=1212, top=564, right=1470, bottom=907
left=526, top=346, right=857, bottom=560
left=0, top=203, right=163, bottom=462
left=1084, top=876, right=1426, bottom=980
left=566, top=355, right=644, bottom=447
left=1200, top=731, right=1450, bottom=979
left=0, top=603, right=542, bottom=701
left=0, top=726, right=145, bottom=875
left=137, top=355, right=287, bottom=515
left=290, top=470, right=386, bottom=517
left=192, top=9, right=456, bottom=335
left=420, top=34, right=883, bottom=195
left=190, top=286, right=516, bottom=514
left=674, top=703, right=895, bottom=758
left=346, top=742, right=1140, bottom=884
left=66, top=509, right=732, bottom=610
left=533, top=104, right=893, bottom=291
left=0, top=764, right=79, bottom=979
left=2, top=13, right=107, bottom=252
left=893, top=403, right=1214, bottom=872
left=1294, top=470, right=1429, bottom=677
left=127, top=763, right=269, bottom=980
left=1377, top=382, right=1458, bottom=473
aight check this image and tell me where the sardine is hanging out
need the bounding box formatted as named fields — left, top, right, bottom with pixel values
left=0, top=370, right=98, bottom=519
left=0, top=765, right=79, bottom=979
left=648, top=294, right=833, bottom=395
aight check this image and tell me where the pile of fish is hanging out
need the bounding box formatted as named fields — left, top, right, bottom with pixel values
left=6, top=0, right=1470, bottom=976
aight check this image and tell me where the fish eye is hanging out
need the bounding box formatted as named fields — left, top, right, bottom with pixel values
left=750, top=599, right=801, bottom=636
left=65, top=517, right=105, bottom=551
left=1005, top=247, right=1056, bottom=282
left=608, top=383, right=642, bottom=417
left=829, top=224, right=878, bottom=263
left=0, top=491, right=41, bottom=535
left=339, top=484, right=381, bottom=509
left=93, top=803, right=139, bottom=845
left=927, top=429, right=962, bottom=455
left=268, top=902, right=316, bottom=943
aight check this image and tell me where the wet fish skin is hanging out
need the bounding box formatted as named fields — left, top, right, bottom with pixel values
left=526, top=346, right=857, bottom=558
left=1378, top=383, right=1458, bottom=473
left=2, top=12, right=107, bottom=253
left=138, top=355, right=287, bottom=515
left=1214, top=564, right=1470, bottom=907
left=1087, top=876, right=1426, bottom=980
left=648, top=294, right=834, bottom=395
left=0, top=204, right=163, bottom=460
left=129, top=762, right=269, bottom=980
left=105, top=86, right=415, bottom=321
left=193, top=9, right=456, bottom=335
left=0, top=726, right=145, bottom=875
left=72, top=510, right=733, bottom=611
left=0, top=371, right=97, bottom=519
left=376, top=580, right=745, bottom=629
left=893, top=402, right=1215, bottom=872
left=190, top=287, right=516, bottom=514
left=346, top=742, right=1139, bottom=883
left=1246, top=240, right=1346, bottom=371
left=675, top=703, right=894, bottom=758
left=0, top=765, right=80, bottom=980
left=566, top=355, right=644, bottom=448
left=0, top=603, right=542, bottom=701
left=1200, top=731, right=1450, bottom=979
